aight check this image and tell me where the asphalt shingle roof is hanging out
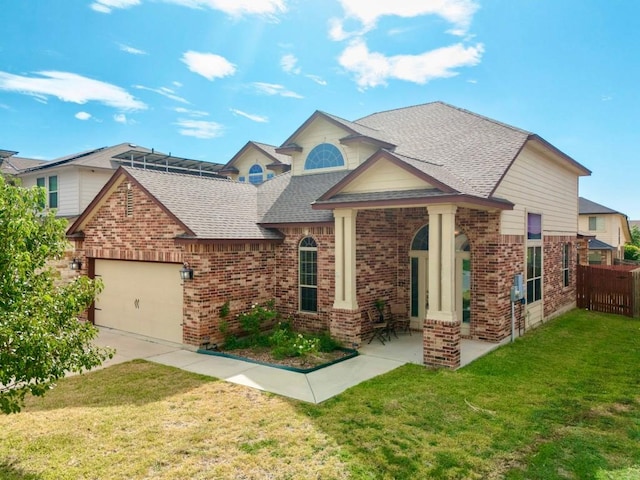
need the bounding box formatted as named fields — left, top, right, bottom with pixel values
left=260, top=170, right=351, bottom=224
left=124, top=167, right=282, bottom=240
left=354, top=102, right=531, bottom=198
left=579, top=197, right=621, bottom=215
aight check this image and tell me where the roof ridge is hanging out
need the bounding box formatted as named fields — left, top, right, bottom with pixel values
left=123, top=165, right=240, bottom=184
left=357, top=101, right=531, bottom=136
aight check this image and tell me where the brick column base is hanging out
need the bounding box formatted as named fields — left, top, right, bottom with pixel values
left=330, top=308, right=362, bottom=349
left=423, top=318, right=461, bottom=369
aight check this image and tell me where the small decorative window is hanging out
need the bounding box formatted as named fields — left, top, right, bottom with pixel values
left=304, top=143, right=344, bottom=170
left=267, top=172, right=275, bottom=180
left=562, top=243, right=570, bottom=287
left=238, top=176, right=245, bottom=182
left=299, top=237, right=318, bottom=312
left=248, top=164, right=264, bottom=184
left=48, top=175, right=58, bottom=209
left=527, top=213, right=542, bottom=240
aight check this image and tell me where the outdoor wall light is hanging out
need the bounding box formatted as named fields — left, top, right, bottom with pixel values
left=69, top=258, right=82, bottom=271
left=179, top=262, right=194, bottom=280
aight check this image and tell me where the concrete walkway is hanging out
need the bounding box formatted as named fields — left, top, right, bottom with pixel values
left=94, top=328, right=404, bottom=404
left=94, top=327, right=506, bottom=403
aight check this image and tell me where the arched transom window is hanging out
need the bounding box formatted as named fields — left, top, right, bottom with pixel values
left=299, top=237, right=318, bottom=312
left=248, top=164, right=264, bottom=184
left=410, top=225, right=470, bottom=251
left=304, top=143, right=344, bottom=170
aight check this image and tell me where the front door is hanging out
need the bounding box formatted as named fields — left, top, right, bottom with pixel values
left=409, top=225, right=471, bottom=332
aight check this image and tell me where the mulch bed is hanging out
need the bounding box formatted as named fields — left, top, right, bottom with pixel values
left=220, top=346, right=353, bottom=369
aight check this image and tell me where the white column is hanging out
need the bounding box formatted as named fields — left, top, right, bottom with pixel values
left=333, top=209, right=358, bottom=310
left=427, top=204, right=458, bottom=322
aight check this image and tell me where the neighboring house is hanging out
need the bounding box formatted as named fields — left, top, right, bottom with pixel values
left=218, top=141, right=291, bottom=184
left=0, top=149, right=47, bottom=176
left=67, top=102, right=590, bottom=368
left=15, top=143, right=222, bottom=221
left=578, top=197, right=631, bottom=264
left=630, top=220, right=640, bottom=230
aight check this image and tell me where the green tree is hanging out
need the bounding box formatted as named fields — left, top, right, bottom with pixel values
left=0, top=176, right=112, bottom=413
left=624, top=225, right=640, bottom=261
left=630, top=225, right=640, bottom=247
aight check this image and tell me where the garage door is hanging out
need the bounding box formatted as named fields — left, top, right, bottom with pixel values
left=94, top=259, right=184, bottom=344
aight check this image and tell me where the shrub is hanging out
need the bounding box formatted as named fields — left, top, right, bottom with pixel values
left=317, top=331, right=342, bottom=352
left=237, top=301, right=278, bottom=345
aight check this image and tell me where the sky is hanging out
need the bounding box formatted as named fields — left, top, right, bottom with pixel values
left=1, top=0, right=638, bottom=219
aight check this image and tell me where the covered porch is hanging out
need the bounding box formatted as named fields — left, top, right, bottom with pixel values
left=359, top=332, right=509, bottom=369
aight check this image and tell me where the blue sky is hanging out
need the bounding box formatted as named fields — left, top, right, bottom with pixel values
left=1, top=0, right=638, bottom=219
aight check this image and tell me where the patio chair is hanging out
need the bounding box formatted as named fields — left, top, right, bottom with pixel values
left=389, top=303, right=412, bottom=336
left=367, top=310, right=389, bottom=345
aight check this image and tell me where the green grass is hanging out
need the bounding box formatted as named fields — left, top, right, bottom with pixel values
left=0, top=310, right=639, bottom=479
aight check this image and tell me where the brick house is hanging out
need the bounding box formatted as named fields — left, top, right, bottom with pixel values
left=67, top=102, right=591, bottom=368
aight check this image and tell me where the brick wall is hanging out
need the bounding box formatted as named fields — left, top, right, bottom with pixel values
left=80, top=180, right=186, bottom=263
left=274, top=226, right=334, bottom=334
left=543, top=236, right=577, bottom=319
left=182, top=242, right=277, bottom=345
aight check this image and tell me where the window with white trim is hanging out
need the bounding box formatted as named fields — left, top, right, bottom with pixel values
left=248, top=164, right=264, bottom=184
left=299, top=237, right=318, bottom=312
left=304, top=143, right=344, bottom=170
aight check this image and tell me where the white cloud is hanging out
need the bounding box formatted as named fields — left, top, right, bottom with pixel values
left=230, top=108, right=268, bottom=123
left=174, top=106, right=209, bottom=117
left=163, top=0, right=286, bottom=17
left=118, top=43, right=147, bottom=55
left=173, top=81, right=183, bottom=88
left=113, top=113, right=128, bottom=123
left=181, top=51, right=236, bottom=81
left=251, top=82, right=303, bottom=99
left=91, top=0, right=141, bottom=14
left=306, top=74, right=327, bottom=86
left=331, top=0, right=479, bottom=39
left=280, top=54, right=300, bottom=74
left=75, top=111, right=92, bottom=120
left=134, top=84, right=189, bottom=103
left=175, top=119, right=224, bottom=139
left=0, top=70, right=146, bottom=110
left=338, top=39, right=483, bottom=89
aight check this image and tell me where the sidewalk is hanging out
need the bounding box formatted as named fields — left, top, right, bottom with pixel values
left=94, top=328, right=405, bottom=404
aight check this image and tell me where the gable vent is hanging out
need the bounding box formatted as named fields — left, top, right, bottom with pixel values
left=125, top=184, right=133, bottom=217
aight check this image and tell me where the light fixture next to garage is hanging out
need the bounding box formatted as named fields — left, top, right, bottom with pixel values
left=180, top=262, right=194, bottom=280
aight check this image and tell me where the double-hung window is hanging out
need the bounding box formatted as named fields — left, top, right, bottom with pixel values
left=36, top=176, right=58, bottom=209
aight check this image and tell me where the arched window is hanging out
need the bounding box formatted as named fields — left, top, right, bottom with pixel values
left=411, top=225, right=429, bottom=251
left=304, top=143, right=344, bottom=170
left=248, top=164, right=264, bottom=184
left=299, top=237, right=318, bottom=312
left=410, top=225, right=470, bottom=252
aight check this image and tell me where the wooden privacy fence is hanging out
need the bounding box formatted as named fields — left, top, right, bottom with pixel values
left=576, top=265, right=640, bottom=318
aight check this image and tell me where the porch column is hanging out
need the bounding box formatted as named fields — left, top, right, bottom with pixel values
left=424, top=204, right=461, bottom=368
left=333, top=208, right=358, bottom=310
left=331, top=209, right=360, bottom=347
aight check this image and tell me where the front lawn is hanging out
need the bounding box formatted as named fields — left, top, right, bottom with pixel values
left=1, top=310, right=639, bottom=479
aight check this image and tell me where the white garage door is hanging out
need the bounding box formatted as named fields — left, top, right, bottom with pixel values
left=94, top=259, right=184, bottom=344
